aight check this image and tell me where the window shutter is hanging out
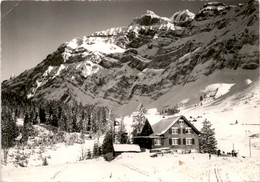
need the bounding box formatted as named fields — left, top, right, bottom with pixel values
left=161, top=139, right=164, bottom=146
left=178, top=128, right=181, bottom=134
left=178, top=138, right=181, bottom=145
left=169, top=128, right=172, bottom=134
left=169, top=138, right=172, bottom=145
left=192, top=138, right=195, bottom=145
left=183, top=138, right=186, bottom=145
left=183, top=129, right=185, bottom=134
left=190, top=129, right=193, bottom=134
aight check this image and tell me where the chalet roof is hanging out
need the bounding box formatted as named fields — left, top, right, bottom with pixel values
left=151, top=115, right=200, bottom=135
left=113, top=144, right=141, bottom=152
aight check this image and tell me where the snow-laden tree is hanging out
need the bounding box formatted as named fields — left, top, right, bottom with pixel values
left=116, top=118, right=128, bottom=144
left=102, top=110, right=116, bottom=155
left=131, top=103, right=147, bottom=137
left=199, top=119, right=218, bottom=153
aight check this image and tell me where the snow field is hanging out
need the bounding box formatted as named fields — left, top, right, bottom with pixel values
left=2, top=152, right=260, bottom=182
left=67, top=36, right=125, bottom=54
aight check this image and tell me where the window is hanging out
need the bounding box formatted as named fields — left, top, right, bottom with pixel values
left=172, top=138, right=180, bottom=145
left=185, top=138, right=194, bottom=145
left=154, top=138, right=161, bottom=146
left=171, top=127, right=179, bottom=134
left=185, top=127, right=192, bottom=134
left=178, top=119, right=184, bottom=124
left=178, top=119, right=184, bottom=128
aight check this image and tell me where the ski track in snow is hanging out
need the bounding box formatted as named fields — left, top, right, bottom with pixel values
left=119, top=163, right=151, bottom=177
left=48, top=165, right=69, bottom=182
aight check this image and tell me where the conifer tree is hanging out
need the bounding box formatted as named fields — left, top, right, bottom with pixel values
left=78, top=110, right=85, bottom=132
left=52, top=114, right=59, bottom=127
left=86, top=112, right=92, bottom=132
left=72, top=115, right=78, bottom=132
left=131, top=103, right=147, bottom=137
left=100, top=107, right=108, bottom=133
left=102, top=109, right=116, bottom=155
left=22, top=112, right=31, bottom=143
left=29, top=107, right=38, bottom=125
left=117, top=119, right=128, bottom=144
left=58, top=116, right=66, bottom=131
left=1, top=108, right=19, bottom=164
left=199, top=119, right=218, bottom=153
left=102, top=130, right=113, bottom=154
left=47, top=104, right=54, bottom=124
left=93, top=142, right=101, bottom=156
left=39, top=106, right=46, bottom=123
left=61, top=104, right=69, bottom=131
left=1, top=108, right=19, bottom=149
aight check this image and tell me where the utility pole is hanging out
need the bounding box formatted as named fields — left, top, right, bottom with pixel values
left=249, top=137, right=252, bottom=157
left=245, top=130, right=250, bottom=139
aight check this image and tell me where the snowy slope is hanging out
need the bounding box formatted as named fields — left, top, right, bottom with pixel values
left=120, top=69, right=260, bottom=158
left=2, top=152, right=260, bottom=182
left=180, top=79, right=260, bottom=158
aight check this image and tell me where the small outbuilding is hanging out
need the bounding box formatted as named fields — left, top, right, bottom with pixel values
left=113, top=144, right=141, bottom=157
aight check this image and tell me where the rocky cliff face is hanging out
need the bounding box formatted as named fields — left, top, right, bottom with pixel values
left=2, top=1, right=259, bottom=111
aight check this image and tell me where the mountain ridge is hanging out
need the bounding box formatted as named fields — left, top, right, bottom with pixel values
left=2, top=0, right=259, bottom=115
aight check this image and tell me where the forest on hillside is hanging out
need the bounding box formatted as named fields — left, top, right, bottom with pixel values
left=1, top=92, right=110, bottom=150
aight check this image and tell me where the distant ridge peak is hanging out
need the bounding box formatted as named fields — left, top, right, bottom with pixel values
left=170, top=9, right=195, bottom=24
left=145, top=10, right=158, bottom=17
left=132, top=10, right=171, bottom=26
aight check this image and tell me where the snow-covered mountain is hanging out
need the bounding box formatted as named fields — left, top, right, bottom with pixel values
left=2, top=0, right=259, bottom=114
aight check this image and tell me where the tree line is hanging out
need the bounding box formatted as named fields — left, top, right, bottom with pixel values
left=160, top=106, right=180, bottom=116
left=1, top=95, right=110, bottom=149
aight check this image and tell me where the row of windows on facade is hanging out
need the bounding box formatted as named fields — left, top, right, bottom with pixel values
left=154, top=138, right=195, bottom=146
left=170, top=127, right=193, bottom=134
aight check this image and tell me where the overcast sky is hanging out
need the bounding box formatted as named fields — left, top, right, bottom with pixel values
left=1, top=0, right=249, bottom=81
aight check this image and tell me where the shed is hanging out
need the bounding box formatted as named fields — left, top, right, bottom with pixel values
left=113, top=144, right=141, bottom=157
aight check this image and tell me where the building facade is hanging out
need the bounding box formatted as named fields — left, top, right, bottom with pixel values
left=134, top=115, right=201, bottom=153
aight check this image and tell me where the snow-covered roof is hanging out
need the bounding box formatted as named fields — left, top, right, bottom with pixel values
left=150, top=115, right=200, bottom=135
left=113, top=144, right=141, bottom=152
left=151, top=116, right=180, bottom=135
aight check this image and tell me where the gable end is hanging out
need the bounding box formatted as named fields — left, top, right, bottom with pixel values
left=140, top=119, right=154, bottom=136
left=180, top=116, right=200, bottom=135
